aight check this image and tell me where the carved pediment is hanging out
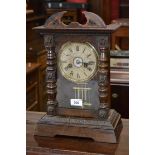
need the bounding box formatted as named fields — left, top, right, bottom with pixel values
left=44, top=11, right=107, bottom=29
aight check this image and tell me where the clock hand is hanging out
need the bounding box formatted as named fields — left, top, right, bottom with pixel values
left=83, top=61, right=95, bottom=68
left=64, top=63, right=73, bottom=71
left=83, top=62, right=88, bottom=68
left=83, top=62, right=93, bottom=72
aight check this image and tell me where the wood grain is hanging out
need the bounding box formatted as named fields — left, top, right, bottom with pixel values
left=26, top=111, right=129, bottom=155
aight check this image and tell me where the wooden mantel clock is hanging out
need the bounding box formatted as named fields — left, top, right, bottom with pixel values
left=34, top=11, right=123, bottom=144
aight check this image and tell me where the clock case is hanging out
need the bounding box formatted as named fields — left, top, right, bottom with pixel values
left=33, top=11, right=123, bottom=144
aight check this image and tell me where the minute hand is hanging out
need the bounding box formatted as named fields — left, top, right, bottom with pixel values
left=83, top=61, right=95, bottom=67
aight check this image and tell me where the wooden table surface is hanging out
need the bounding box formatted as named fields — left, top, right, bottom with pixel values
left=26, top=111, right=129, bottom=155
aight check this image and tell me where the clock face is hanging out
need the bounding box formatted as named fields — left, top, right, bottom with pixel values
left=58, top=42, right=98, bottom=83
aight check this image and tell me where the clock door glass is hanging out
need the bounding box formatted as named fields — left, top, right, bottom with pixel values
left=57, top=42, right=99, bottom=110
left=58, top=42, right=98, bottom=83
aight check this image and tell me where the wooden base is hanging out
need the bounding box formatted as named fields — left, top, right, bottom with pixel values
left=34, top=136, right=119, bottom=154
left=34, top=109, right=122, bottom=143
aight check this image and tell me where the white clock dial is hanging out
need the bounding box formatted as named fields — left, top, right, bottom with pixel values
left=58, top=42, right=98, bottom=83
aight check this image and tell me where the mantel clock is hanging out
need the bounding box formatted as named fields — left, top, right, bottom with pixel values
left=34, top=11, right=123, bottom=144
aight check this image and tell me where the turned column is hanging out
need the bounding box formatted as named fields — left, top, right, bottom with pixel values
left=98, top=36, right=110, bottom=118
left=44, top=35, right=57, bottom=115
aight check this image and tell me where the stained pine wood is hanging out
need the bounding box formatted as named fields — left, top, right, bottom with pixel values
left=33, top=11, right=123, bottom=145
left=26, top=111, right=129, bottom=155
left=33, top=11, right=120, bottom=117
left=34, top=109, right=122, bottom=144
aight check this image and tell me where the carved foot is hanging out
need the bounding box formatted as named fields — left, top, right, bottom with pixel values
left=47, top=101, right=57, bottom=115
left=98, top=107, right=109, bottom=119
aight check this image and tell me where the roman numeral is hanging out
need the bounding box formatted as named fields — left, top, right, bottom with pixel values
left=84, top=72, right=87, bottom=76
left=64, top=64, right=72, bottom=71
left=87, top=67, right=92, bottom=71
left=76, top=46, right=79, bottom=51
left=70, top=71, right=73, bottom=76
left=64, top=67, right=68, bottom=71
left=87, top=54, right=91, bottom=58
left=69, top=48, right=73, bottom=53
left=82, top=48, right=86, bottom=53
left=77, top=73, right=80, bottom=78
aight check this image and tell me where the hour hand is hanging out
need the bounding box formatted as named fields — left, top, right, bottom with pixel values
left=64, top=63, right=73, bottom=71
left=83, top=61, right=95, bottom=68
left=83, top=62, right=88, bottom=68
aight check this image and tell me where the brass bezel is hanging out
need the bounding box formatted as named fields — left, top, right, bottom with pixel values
left=58, top=41, right=99, bottom=83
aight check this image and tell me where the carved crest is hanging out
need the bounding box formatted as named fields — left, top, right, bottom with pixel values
left=44, top=11, right=107, bottom=29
